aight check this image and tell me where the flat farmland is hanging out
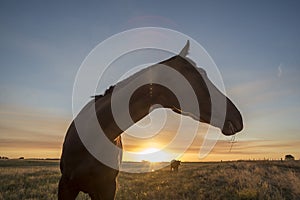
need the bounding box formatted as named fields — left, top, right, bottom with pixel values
left=0, top=160, right=299, bottom=199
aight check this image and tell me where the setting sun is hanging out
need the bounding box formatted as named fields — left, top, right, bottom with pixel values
left=135, top=148, right=172, bottom=162
left=138, top=148, right=160, bottom=154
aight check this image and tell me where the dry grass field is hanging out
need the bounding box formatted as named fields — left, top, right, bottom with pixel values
left=0, top=159, right=299, bottom=200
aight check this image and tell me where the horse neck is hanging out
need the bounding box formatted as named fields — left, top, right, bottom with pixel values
left=95, top=86, right=177, bottom=141
left=93, top=87, right=153, bottom=141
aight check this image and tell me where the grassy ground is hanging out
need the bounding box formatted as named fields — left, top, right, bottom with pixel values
left=0, top=160, right=299, bottom=200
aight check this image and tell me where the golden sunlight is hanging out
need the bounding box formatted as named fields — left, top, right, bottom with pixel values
left=136, top=147, right=172, bottom=162
left=139, top=147, right=160, bottom=154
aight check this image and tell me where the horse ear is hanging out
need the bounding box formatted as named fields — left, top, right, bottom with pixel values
left=178, top=40, right=197, bottom=66
left=179, top=40, right=190, bottom=57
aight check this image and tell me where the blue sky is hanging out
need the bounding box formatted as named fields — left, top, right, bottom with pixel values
left=0, top=1, right=299, bottom=160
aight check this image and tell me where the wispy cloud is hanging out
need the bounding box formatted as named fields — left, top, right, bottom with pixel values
left=0, top=84, right=72, bottom=114
left=0, top=105, right=70, bottom=158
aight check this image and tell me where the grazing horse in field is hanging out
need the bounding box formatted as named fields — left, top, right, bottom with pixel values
left=170, top=160, right=181, bottom=172
left=59, top=41, right=243, bottom=200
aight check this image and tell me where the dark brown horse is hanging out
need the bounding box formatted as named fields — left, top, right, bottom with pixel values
left=170, top=160, right=181, bottom=172
left=59, top=41, right=243, bottom=199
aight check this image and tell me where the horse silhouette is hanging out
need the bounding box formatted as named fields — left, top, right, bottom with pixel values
left=170, top=160, right=181, bottom=172
left=59, top=41, right=243, bottom=199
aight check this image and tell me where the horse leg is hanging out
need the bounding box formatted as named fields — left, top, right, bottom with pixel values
left=102, top=180, right=117, bottom=200
left=89, top=179, right=116, bottom=200
left=58, top=176, right=79, bottom=200
left=89, top=193, right=101, bottom=200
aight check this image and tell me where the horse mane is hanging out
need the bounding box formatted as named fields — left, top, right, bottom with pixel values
left=91, top=85, right=116, bottom=100
left=90, top=56, right=179, bottom=101
left=90, top=40, right=191, bottom=102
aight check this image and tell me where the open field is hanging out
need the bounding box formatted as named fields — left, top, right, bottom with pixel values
left=0, top=159, right=300, bottom=200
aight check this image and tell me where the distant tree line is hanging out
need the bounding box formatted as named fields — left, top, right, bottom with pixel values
left=0, top=157, right=61, bottom=160
left=0, top=156, right=25, bottom=159
left=235, top=154, right=297, bottom=162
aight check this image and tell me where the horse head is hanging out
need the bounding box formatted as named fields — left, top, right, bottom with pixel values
left=158, top=41, right=243, bottom=135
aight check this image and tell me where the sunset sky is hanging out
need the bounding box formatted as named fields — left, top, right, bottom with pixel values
left=0, top=1, right=300, bottom=161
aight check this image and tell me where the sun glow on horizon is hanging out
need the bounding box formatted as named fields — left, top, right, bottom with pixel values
left=133, top=147, right=173, bottom=162
left=138, top=147, right=160, bottom=154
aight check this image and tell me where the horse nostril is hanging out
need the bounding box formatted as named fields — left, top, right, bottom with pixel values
left=235, top=118, right=243, bottom=132
left=228, top=121, right=235, bottom=133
